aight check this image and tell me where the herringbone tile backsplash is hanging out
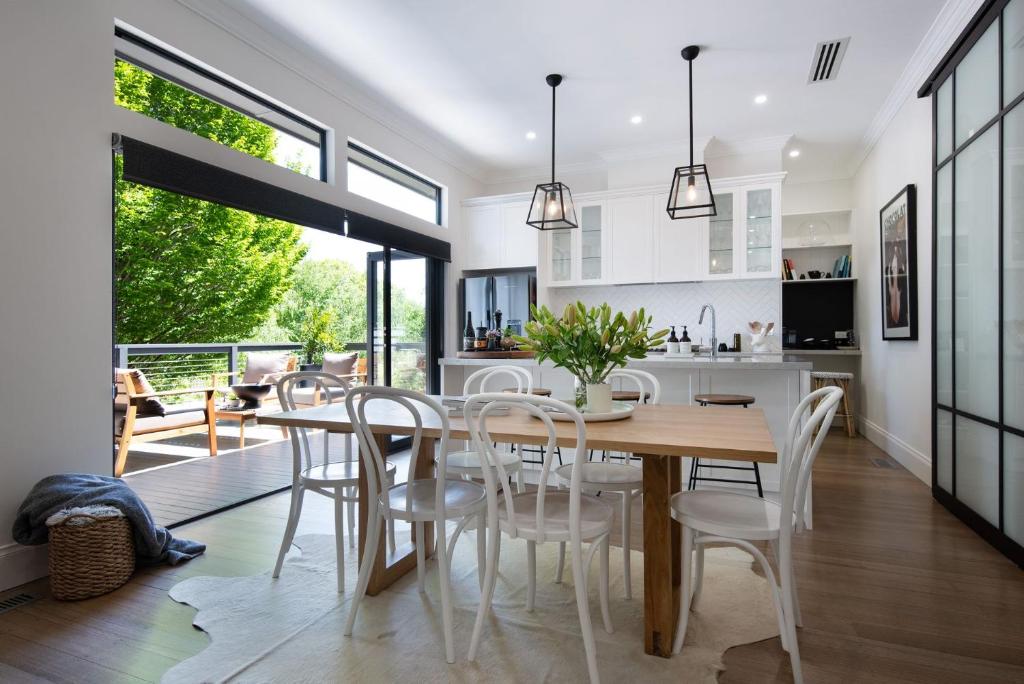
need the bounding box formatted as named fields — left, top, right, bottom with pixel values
left=548, top=279, right=782, bottom=351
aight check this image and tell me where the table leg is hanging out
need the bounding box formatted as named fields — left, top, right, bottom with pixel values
left=238, top=417, right=246, bottom=450
left=642, top=453, right=682, bottom=657
left=359, top=433, right=436, bottom=596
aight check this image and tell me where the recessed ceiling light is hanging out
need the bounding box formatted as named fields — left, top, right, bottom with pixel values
left=754, top=94, right=768, bottom=105
left=789, top=149, right=801, bottom=158
left=525, top=131, right=536, bottom=140
left=630, top=114, right=644, bottom=125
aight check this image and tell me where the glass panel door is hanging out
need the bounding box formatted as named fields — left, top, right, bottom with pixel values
left=580, top=203, right=603, bottom=281
left=389, top=250, right=427, bottom=393
left=708, top=193, right=733, bottom=275
left=551, top=230, right=573, bottom=282
left=745, top=188, right=773, bottom=274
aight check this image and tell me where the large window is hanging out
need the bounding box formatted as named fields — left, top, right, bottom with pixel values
left=114, top=25, right=327, bottom=181
left=925, top=0, right=1024, bottom=566
left=348, top=142, right=443, bottom=225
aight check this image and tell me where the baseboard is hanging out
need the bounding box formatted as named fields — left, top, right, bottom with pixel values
left=858, top=417, right=931, bottom=485
left=0, top=542, right=48, bottom=592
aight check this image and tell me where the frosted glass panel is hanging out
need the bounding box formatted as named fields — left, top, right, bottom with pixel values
left=709, top=193, right=733, bottom=275
left=1005, top=0, right=1024, bottom=104
left=1005, top=103, right=1024, bottom=430
left=580, top=204, right=602, bottom=281
left=936, top=409, right=954, bottom=493
left=937, top=163, right=953, bottom=406
left=955, top=417, right=1000, bottom=525
left=937, top=78, right=953, bottom=161
left=551, top=230, right=572, bottom=281
left=955, top=22, right=999, bottom=147
left=954, top=127, right=1000, bottom=421
left=1005, top=433, right=1024, bottom=545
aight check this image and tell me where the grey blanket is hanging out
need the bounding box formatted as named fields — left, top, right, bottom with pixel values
left=12, top=473, right=205, bottom=566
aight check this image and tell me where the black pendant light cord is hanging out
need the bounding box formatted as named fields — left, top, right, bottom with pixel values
left=550, top=81, right=556, bottom=184
left=688, top=56, right=694, bottom=167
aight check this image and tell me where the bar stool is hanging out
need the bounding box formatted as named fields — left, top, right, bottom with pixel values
left=811, top=371, right=856, bottom=437
left=502, top=387, right=563, bottom=466
left=689, top=393, right=763, bottom=498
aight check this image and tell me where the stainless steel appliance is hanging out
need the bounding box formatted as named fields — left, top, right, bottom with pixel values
left=460, top=270, right=536, bottom=345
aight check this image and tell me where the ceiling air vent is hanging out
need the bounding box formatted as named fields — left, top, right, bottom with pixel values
left=807, top=37, right=850, bottom=84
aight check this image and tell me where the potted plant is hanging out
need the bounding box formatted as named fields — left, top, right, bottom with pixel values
left=298, top=307, right=341, bottom=371
left=516, top=302, right=667, bottom=412
left=500, top=326, right=517, bottom=351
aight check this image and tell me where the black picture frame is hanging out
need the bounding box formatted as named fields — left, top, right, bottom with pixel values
left=879, top=184, right=917, bottom=340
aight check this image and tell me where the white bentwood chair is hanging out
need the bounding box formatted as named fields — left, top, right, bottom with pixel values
left=554, top=368, right=660, bottom=599
left=344, top=386, right=488, bottom=664
left=466, top=393, right=614, bottom=684
left=440, top=364, right=532, bottom=493
left=272, top=371, right=397, bottom=593
left=671, top=385, right=843, bottom=684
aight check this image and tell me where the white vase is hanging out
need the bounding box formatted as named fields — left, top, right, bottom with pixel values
left=586, top=382, right=613, bottom=414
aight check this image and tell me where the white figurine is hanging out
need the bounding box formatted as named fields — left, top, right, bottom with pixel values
left=748, top=320, right=775, bottom=353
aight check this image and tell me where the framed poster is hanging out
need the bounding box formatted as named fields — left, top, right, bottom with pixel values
left=879, top=184, right=917, bottom=340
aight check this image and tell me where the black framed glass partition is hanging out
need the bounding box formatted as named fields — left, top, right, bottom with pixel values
left=923, top=0, right=1024, bottom=567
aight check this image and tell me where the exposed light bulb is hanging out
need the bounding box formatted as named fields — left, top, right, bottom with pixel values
left=686, top=176, right=698, bottom=202
left=545, top=191, right=560, bottom=218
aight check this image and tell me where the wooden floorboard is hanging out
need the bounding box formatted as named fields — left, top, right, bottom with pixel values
left=0, top=432, right=1021, bottom=683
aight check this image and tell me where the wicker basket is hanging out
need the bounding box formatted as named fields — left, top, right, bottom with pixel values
left=48, top=513, right=135, bottom=601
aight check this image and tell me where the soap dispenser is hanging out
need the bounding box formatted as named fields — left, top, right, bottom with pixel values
left=679, top=325, right=692, bottom=355
left=667, top=326, right=680, bottom=354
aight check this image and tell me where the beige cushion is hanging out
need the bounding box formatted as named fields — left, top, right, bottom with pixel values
left=242, top=352, right=291, bottom=384
left=114, top=409, right=207, bottom=436
left=289, top=385, right=347, bottom=406
left=114, top=368, right=166, bottom=416
left=323, top=352, right=358, bottom=377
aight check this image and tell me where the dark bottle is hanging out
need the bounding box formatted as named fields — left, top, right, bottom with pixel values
left=475, top=325, right=488, bottom=350
left=680, top=326, right=691, bottom=342
left=494, top=309, right=503, bottom=333
left=668, top=326, right=679, bottom=343
left=463, top=312, right=475, bottom=351
left=486, top=309, right=492, bottom=330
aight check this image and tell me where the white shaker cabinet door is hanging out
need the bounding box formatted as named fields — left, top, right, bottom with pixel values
left=500, top=202, right=537, bottom=268
left=462, top=204, right=501, bottom=270
left=608, top=195, right=654, bottom=284
left=653, top=192, right=704, bottom=283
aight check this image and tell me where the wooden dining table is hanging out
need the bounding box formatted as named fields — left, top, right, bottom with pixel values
left=259, top=399, right=777, bottom=658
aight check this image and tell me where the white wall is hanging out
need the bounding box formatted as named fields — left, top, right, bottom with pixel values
left=0, top=0, right=483, bottom=589
left=849, top=94, right=933, bottom=483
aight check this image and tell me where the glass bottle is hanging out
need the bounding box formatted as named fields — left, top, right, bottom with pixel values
left=680, top=325, right=692, bottom=354
left=667, top=325, right=680, bottom=354
left=463, top=312, right=475, bottom=351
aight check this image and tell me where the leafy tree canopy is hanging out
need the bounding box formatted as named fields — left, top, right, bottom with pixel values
left=114, top=60, right=306, bottom=344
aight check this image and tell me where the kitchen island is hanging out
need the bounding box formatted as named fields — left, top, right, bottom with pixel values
left=440, top=354, right=812, bottom=498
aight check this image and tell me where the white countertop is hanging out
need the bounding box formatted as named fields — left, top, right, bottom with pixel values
left=781, top=348, right=862, bottom=356
left=440, top=354, right=812, bottom=371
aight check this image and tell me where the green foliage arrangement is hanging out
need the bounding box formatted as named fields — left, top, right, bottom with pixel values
left=516, top=302, right=668, bottom=389
left=298, top=307, right=342, bottom=365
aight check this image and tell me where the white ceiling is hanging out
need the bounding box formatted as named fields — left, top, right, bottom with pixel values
left=223, top=0, right=947, bottom=184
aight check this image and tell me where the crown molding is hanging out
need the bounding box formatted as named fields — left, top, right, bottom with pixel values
left=172, top=0, right=491, bottom=183
left=847, top=0, right=985, bottom=176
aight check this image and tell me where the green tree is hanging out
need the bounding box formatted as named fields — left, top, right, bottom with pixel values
left=114, top=60, right=306, bottom=343
left=265, top=259, right=369, bottom=346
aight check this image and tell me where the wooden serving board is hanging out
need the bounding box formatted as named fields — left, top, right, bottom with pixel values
left=455, top=350, right=535, bottom=359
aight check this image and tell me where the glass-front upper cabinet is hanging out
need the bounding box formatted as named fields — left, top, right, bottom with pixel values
left=745, top=188, right=774, bottom=274
left=708, top=193, right=734, bottom=275
left=579, top=203, right=603, bottom=281
left=549, top=229, right=573, bottom=283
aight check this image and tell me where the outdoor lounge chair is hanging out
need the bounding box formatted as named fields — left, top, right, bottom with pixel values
left=113, top=368, right=217, bottom=477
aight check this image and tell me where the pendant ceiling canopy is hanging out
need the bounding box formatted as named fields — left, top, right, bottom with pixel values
left=667, top=45, right=716, bottom=220
left=526, top=74, right=578, bottom=230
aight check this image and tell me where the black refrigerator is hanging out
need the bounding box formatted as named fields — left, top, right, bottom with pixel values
left=459, top=270, right=536, bottom=341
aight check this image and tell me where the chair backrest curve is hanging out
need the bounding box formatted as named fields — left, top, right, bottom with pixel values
left=465, top=393, right=587, bottom=545
left=606, top=368, right=661, bottom=405
left=276, top=371, right=352, bottom=472
left=462, top=365, right=533, bottom=395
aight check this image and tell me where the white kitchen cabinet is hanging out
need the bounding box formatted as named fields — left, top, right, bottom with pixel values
left=500, top=202, right=537, bottom=268
left=462, top=204, right=501, bottom=270
left=577, top=200, right=607, bottom=283
left=608, top=195, right=654, bottom=284
left=653, top=192, right=704, bottom=282
left=702, top=179, right=782, bottom=280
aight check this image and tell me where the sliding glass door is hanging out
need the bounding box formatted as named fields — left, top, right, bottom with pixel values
left=930, top=0, right=1024, bottom=566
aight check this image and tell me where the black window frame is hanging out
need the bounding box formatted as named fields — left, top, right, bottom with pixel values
left=114, top=25, right=329, bottom=182
left=922, top=0, right=1024, bottom=568
left=347, top=141, right=443, bottom=225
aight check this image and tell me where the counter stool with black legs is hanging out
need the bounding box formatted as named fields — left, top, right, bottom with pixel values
left=689, top=393, right=764, bottom=498
left=502, top=387, right=563, bottom=466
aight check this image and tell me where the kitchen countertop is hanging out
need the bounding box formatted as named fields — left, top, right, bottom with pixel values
left=781, top=348, right=862, bottom=356
left=440, top=354, right=812, bottom=371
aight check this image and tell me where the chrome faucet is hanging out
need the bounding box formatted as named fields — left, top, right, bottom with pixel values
left=699, top=304, right=718, bottom=359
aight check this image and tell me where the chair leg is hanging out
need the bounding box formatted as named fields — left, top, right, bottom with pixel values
left=621, top=488, right=632, bottom=600
left=516, top=466, right=525, bottom=494
left=688, top=458, right=699, bottom=490
left=347, top=490, right=356, bottom=550
left=476, top=511, right=486, bottom=589
left=598, top=537, right=614, bottom=634
left=555, top=541, right=566, bottom=584
left=570, top=540, right=601, bottom=684
left=273, top=484, right=305, bottom=578
left=691, top=540, right=705, bottom=610
left=780, top=559, right=804, bottom=684
left=435, top=517, right=456, bottom=664
left=526, top=540, right=537, bottom=612
left=468, top=516, right=502, bottom=662
left=415, top=520, right=427, bottom=592
left=345, top=502, right=381, bottom=636
left=333, top=493, right=345, bottom=593
left=753, top=462, right=764, bottom=498
left=672, top=527, right=694, bottom=654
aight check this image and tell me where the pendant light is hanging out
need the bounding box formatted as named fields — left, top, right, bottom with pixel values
left=526, top=74, right=578, bottom=230
left=667, top=46, right=716, bottom=220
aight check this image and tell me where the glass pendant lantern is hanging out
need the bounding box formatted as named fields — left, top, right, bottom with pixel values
left=667, top=46, right=716, bottom=220
left=527, top=74, right=578, bottom=230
